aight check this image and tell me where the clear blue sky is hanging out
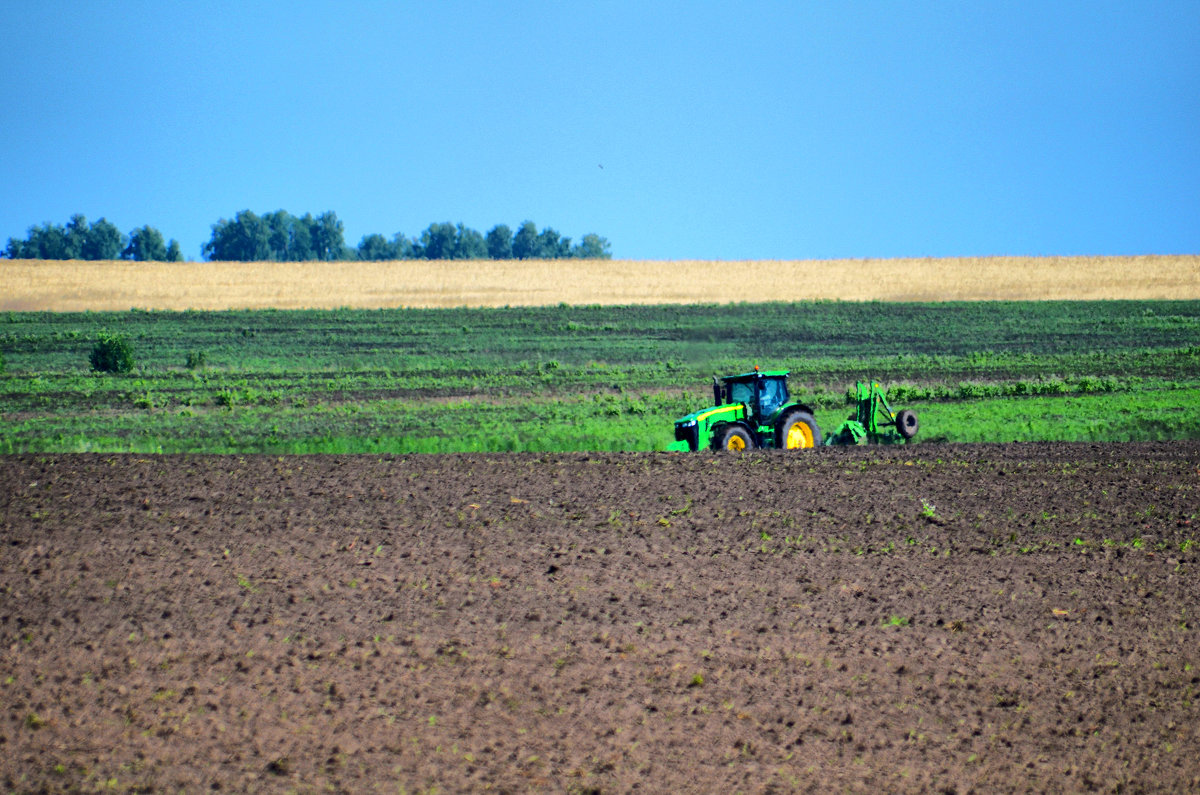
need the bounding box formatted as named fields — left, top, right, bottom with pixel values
left=3, top=1, right=1198, bottom=261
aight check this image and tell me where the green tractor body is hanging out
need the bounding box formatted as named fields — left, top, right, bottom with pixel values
left=667, top=371, right=918, bottom=452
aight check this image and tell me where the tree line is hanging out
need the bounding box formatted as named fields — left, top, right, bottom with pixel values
left=3, top=210, right=611, bottom=262
left=3, top=215, right=182, bottom=261
left=205, top=210, right=611, bottom=262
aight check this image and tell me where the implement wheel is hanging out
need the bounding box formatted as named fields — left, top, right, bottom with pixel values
left=895, top=409, right=919, bottom=440
left=778, top=411, right=822, bottom=449
left=714, top=425, right=754, bottom=452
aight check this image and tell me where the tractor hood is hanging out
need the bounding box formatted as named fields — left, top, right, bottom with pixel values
left=669, top=402, right=747, bottom=452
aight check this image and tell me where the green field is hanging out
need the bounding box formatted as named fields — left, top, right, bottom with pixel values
left=2, top=301, right=1198, bottom=453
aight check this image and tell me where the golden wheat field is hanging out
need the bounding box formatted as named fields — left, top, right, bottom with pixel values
left=1, top=255, right=1197, bottom=311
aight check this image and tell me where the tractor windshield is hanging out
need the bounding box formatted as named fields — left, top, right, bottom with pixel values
left=759, top=377, right=787, bottom=418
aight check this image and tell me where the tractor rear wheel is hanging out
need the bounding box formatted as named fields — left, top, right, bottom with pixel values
left=714, top=424, right=754, bottom=452
left=895, top=409, right=919, bottom=440
left=778, top=411, right=822, bottom=449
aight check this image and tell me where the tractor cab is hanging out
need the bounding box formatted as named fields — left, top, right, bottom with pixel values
left=715, top=370, right=790, bottom=424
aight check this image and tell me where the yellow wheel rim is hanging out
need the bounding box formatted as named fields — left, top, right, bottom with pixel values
left=726, top=434, right=746, bottom=451
left=785, top=421, right=814, bottom=449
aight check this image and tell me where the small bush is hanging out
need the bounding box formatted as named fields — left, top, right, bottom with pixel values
left=89, top=333, right=135, bottom=373
left=185, top=350, right=207, bottom=370
left=134, top=392, right=167, bottom=410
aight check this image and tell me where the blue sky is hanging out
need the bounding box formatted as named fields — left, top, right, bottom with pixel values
left=2, top=1, right=1198, bottom=261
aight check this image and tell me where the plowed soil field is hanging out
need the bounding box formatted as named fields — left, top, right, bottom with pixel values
left=3, top=443, right=1199, bottom=793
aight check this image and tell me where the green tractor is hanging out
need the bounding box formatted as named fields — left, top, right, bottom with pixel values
left=666, top=370, right=918, bottom=452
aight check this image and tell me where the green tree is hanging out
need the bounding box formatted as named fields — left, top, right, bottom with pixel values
left=512, top=220, right=539, bottom=259
left=486, top=224, right=513, bottom=259
left=4, top=229, right=40, bottom=258
left=166, top=239, right=183, bottom=262
left=253, top=210, right=328, bottom=261
left=537, top=227, right=571, bottom=258
left=19, top=222, right=72, bottom=259
left=36, top=223, right=72, bottom=259
left=290, top=213, right=316, bottom=261
left=414, top=222, right=457, bottom=259
left=572, top=233, right=612, bottom=259
left=64, top=214, right=89, bottom=259
left=454, top=223, right=487, bottom=259
left=264, top=210, right=293, bottom=261
left=311, top=211, right=348, bottom=261
left=203, top=210, right=270, bottom=261
left=5, top=215, right=128, bottom=260
left=411, top=222, right=488, bottom=259
left=356, top=233, right=395, bottom=261
left=391, top=233, right=414, bottom=259
left=122, top=225, right=168, bottom=261
left=81, top=217, right=126, bottom=260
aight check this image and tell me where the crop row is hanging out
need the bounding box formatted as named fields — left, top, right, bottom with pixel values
left=2, top=301, right=1198, bottom=453
left=3, top=300, right=1198, bottom=369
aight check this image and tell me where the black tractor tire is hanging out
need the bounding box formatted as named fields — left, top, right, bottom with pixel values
left=714, top=424, right=755, bottom=452
left=777, top=410, right=822, bottom=449
left=895, top=409, right=919, bottom=440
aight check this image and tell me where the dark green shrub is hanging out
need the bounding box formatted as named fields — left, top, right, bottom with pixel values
left=185, top=350, right=207, bottom=370
left=89, top=333, right=135, bottom=373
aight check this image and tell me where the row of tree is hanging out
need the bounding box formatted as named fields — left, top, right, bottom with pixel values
left=5, top=210, right=613, bottom=262
left=203, top=210, right=611, bottom=262
left=3, top=215, right=182, bottom=261
left=4, top=210, right=613, bottom=262
left=202, top=210, right=346, bottom=262
left=358, top=221, right=611, bottom=261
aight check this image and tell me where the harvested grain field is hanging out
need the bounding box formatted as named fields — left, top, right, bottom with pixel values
left=2, top=444, right=1198, bottom=792
left=2, top=254, right=1198, bottom=311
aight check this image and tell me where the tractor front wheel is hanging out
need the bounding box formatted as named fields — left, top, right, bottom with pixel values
left=714, top=425, right=755, bottom=452
left=778, top=411, right=822, bottom=449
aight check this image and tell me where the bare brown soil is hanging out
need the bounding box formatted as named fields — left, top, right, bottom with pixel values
left=2, top=444, right=1199, bottom=793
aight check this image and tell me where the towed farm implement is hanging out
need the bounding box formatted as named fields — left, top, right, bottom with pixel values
left=667, top=369, right=919, bottom=452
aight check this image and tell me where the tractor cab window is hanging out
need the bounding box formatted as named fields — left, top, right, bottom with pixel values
left=758, top=377, right=787, bottom=418
left=729, top=381, right=754, bottom=407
